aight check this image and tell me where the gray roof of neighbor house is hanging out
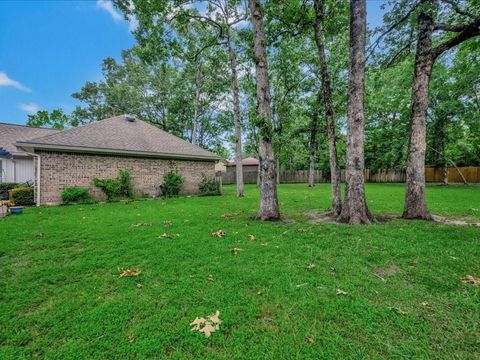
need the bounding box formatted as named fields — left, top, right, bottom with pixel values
left=227, top=157, right=260, bottom=166
left=0, top=122, right=59, bottom=157
left=15, top=115, right=220, bottom=161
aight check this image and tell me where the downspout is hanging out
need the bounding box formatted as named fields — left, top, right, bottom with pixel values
left=23, top=152, right=41, bottom=206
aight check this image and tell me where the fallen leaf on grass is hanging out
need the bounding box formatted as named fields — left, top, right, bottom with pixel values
left=211, top=230, right=226, bottom=238
left=336, top=289, right=348, bottom=296
left=132, top=222, right=152, bottom=227
left=160, top=233, right=171, bottom=238
left=208, top=310, right=222, bottom=329
left=231, top=247, right=242, bottom=255
left=460, top=275, right=480, bottom=286
left=297, top=228, right=306, bottom=233
left=118, top=268, right=141, bottom=278
left=208, top=274, right=215, bottom=281
left=190, top=317, right=207, bottom=331
left=190, top=311, right=222, bottom=337
left=257, top=290, right=263, bottom=296
left=373, top=273, right=387, bottom=283
left=163, top=220, right=172, bottom=226
left=128, top=334, right=135, bottom=343
left=306, top=336, right=315, bottom=344
left=221, top=213, right=233, bottom=219
left=136, top=283, right=144, bottom=288
left=420, top=301, right=431, bottom=309
left=389, top=307, right=407, bottom=315
left=306, top=263, right=315, bottom=270
left=199, top=323, right=216, bottom=337
left=247, top=234, right=256, bottom=241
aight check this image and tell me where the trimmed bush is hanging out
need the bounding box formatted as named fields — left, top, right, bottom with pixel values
left=93, top=170, right=134, bottom=201
left=198, top=175, right=221, bottom=196
left=0, top=183, right=19, bottom=200
left=160, top=171, right=184, bottom=198
left=9, top=187, right=34, bottom=206
left=0, top=183, right=19, bottom=192
left=61, top=187, right=91, bottom=204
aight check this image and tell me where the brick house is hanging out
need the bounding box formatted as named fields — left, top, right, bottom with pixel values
left=14, top=115, right=219, bottom=205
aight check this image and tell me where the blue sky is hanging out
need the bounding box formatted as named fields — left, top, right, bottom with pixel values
left=0, top=0, right=385, bottom=126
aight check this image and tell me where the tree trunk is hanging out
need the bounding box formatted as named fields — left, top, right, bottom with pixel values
left=226, top=30, right=245, bottom=197
left=191, top=65, right=201, bottom=145
left=313, top=0, right=342, bottom=215
left=250, top=0, right=280, bottom=221
left=403, top=4, right=434, bottom=220
left=308, top=110, right=319, bottom=187
left=276, top=158, right=280, bottom=185
left=443, top=163, right=448, bottom=185
left=339, top=0, right=371, bottom=224
left=403, top=1, right=479, bottom=217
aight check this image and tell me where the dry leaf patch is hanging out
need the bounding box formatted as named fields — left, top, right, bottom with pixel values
left=190, top=310, right=222, bottom=337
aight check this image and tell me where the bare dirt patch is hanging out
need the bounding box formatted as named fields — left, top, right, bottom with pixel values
left=303, top=211, right=339, bottom=224
left=374, top=265, right=401, bottom=282
left=432, top=215, right=480, bottom=227
left=303, top=211, right=480, bottom=227
left=303, top=211, right=394, bottom=224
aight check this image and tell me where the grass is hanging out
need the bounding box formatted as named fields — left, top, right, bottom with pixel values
left=1, top=183, right=479, bottom=359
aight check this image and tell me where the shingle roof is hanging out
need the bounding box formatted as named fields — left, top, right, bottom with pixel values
left=15, top=115, right=220, bottom=160
left=0, top=123, right=59, bottom=157
left=227, top=157, right=259, bottom=166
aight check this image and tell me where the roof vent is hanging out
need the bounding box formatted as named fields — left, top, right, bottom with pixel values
left=125, top=114, right=136, bottom=122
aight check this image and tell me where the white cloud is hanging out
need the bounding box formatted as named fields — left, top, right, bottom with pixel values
left=96, top=0, right=122, bottom=23
left=97, top=0, right=138, bottom=32
left=0, top=71, right=31, bottom=92
left=19, top=103, right=40, bottom=114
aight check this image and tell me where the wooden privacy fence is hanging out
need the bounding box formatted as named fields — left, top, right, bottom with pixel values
left=221, top=166, right=480, bottom=184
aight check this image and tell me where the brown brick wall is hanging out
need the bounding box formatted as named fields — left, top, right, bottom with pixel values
left=38, top=151, right=215, bottom=205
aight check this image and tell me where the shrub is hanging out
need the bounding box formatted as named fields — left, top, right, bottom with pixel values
left=61, top=187, right=91, bottom=204
left=9, top=187, right=34, bottom=206
left=117, top=169, right=134, bottom=198
left=160, top=171, right=184, bottom=198
left=0, top=182, right=19, bottom=192
left=198, top=175, right=221, bottom=196
left=93, top=170, right=134, bottom=201
left=0, top=183, right=20, bottom=200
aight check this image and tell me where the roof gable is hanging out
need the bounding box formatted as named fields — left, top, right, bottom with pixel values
left=15, top=115, right=219, bottom=161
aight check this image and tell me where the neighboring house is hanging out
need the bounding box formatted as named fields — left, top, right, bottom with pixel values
left=224, top=157, right=260, bottom=184
left=14, top=115, right=219, bottom=205
left=226, top=157, right=260, bottom=174
left=0, top=123, right=59, bottom=183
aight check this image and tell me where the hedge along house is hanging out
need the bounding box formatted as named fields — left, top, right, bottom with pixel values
left=15, top=115, right=220, bottom=205
left=0, top=123, right=59, bottom=184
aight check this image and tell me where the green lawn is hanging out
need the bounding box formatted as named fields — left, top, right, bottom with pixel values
left=1, top=183, right=479, bottom=359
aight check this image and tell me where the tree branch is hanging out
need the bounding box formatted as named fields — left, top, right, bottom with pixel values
left=433, top=22, right=467, bottom=32
left=367, top=0, right=425, bottom=60
left=432, top=15, right=480, bottom=59
left=384, top=38, right=413, bottom=67
left=440, top=0, right=477, bottom=20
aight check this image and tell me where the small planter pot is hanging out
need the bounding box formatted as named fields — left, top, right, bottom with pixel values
left=9, top=207, right=23, bottom=215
